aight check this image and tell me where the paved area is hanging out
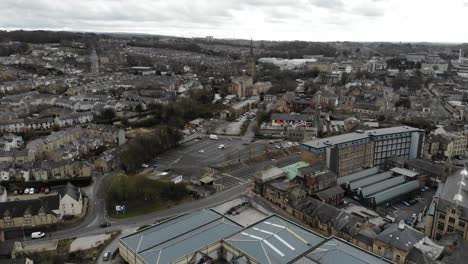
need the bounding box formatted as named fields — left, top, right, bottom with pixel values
left=70, top=233, right=111, bottom=252
left=22, top=240, right=58, bottom=252
left=152, top=137, right=269, bottom=171
left=213, top=117, right=248, bottom=135
left=378, top=187, right=436, bottom=224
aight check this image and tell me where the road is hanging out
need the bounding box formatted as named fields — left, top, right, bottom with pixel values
left=21, top=181, right=252, bottom=244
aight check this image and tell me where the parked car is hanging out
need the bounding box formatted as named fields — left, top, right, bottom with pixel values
left=100, top=222, right=111, bottom=228
left=13, top=190, right=18, bottom=195
left=218, top=144, right=225, bottom=149
left=44, top=187, right=50, bottom=194
left=24, top=188, right=30, bottom=195
left=29, top=188, right=35, bottom=195
left=39, top=187, right=45, bottom=193
left=141, top=164, right=149, bottom=168
left=408, top=200, right=418, bottom=205
left=31, top=232, right=45, bottom=239
left=405, top=220, right=413, bottom=226
left=103, top=251, right=111, bottom=261
left=198, top=150, right=205, bottom=153
left=401, top=201, right=410, bottom=206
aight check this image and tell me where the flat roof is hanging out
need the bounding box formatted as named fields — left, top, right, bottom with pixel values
left=225, top=215, right=325, bottom=264
left=390, top=167, right=419, bottom=177
left=120, top=209, right=242, bottom=264
left=302, top=126, right=421, bottom=149
left=302, top=133, right=369, bottom=149
left=294, top=237, right=393, bottom=264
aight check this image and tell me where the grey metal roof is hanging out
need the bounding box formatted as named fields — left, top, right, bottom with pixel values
left=296, top=237, right=393, bottom=264
left=360, top=176, right=406, bottom=197
left=121, top=210, right=231, bottom=253
left=302, top=133, right=369, bottom=149
left=138, top=218, right=242, bottom=264
left=369, top=180, right=420, bottom=205
left=366, top=126, right=422, bottom=136
left=225, top=215, right=325, bottom=264
left=436, top=169, right=468, bottom=220
left=337, top=167, right=379, bottom=185
left=348, top=172, right=392, bottom=191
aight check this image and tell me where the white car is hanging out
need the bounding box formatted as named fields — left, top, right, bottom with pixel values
left=198, top=150, right=205, bottom=153
left=31, top=232, right=45, bottom=239
left=141, top=164, right=149, bottom=168
left=29, top=188, right=35, bottom=195
left=218, top=144, right=225, bottom=149
left=209, top=134, right=218, bottom=140
left=24, top=188, right=30, bottom=194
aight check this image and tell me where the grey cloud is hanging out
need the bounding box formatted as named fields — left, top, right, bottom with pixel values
left=352, top=6, right=385, bottom=17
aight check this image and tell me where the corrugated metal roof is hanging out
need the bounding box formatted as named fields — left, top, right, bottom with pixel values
left=348, top=171, right=392, bottom=191
left=360, top=176, right=406, bottom=197
left=370, top=180, right=420, bottom=205
left=337, top=167, right=379, bottom=185
left=225, top=215, right=324, bottom=264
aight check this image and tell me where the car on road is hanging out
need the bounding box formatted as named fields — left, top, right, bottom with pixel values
left=141, top=164, right=149, bottom=168
left=100, top=222, right=111, bottom=228
left=31, top=232, right=45, bottom=239
left=209, top=134, right=218, bottom=140
left=401, top=201, right=410, bottom=207
left=405, top=220, right=414, bottom=226
left=408, top=199, right=418, bottom=205
left=198, top=150, right=205, bottom=153
left=103, top=251, right=111, bottom=261
left=218, top=144, right=225, bottom=149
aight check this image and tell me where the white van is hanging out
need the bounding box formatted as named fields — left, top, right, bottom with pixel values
left=209, top=134, right=218, bottom=140
left=31, top=232, right=45, bottom=239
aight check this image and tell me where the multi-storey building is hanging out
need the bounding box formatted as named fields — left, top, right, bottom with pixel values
left=301, top=126, right=425, bottom=176
left=430, top=169, right=468, bottom=241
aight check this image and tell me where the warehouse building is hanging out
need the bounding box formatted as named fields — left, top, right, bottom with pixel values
left=119, top=208, right=393, bottom=264
left=338, top=167, right=421, bottom=207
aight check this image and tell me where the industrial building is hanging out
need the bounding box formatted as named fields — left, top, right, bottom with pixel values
left=119, top=207, right=394, bottom=264
left=301, top=126, right=425, bottom=176
left=338, top=167, right=421, bottom=207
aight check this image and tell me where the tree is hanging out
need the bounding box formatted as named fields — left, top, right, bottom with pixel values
left=101, top=108, right=115, bottom=120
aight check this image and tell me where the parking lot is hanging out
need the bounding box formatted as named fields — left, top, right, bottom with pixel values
left=152, top=137, right=272, bottom=172
left=378, top=187, right=436, bottom=224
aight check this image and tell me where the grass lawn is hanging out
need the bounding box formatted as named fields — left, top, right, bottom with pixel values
left=109, top=197, right=192, bottom=219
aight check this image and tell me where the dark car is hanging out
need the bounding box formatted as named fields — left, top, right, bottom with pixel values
left=100, top=222, right=111, bottom=228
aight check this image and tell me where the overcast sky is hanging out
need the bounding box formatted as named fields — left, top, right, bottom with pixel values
left=1, top=0, right=468, bottom=42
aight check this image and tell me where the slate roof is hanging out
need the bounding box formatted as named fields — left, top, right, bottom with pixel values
left=59, top=182, right=81, bottom=202
left=315, top=186, right=344, bottom=201
left=0, top=195, right=59, bottom=218
left=376, top=222, right=425, bottom=252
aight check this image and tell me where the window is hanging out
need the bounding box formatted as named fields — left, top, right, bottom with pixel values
left=452, top=209, right=457, bottom=214
left=459, top=221, right=465, bottom=228
left=395, top=255, right=401, bottom=262
left=449, top=217, right=456, bottom=224
left=447, top=226, right=454, bottom=232
left=438, top=222, right=445, bottom=231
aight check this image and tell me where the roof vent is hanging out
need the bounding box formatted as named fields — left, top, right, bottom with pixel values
left=398, top=220, right=405, bottom=230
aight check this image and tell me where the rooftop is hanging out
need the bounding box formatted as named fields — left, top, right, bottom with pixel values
left=294, top=237, right=393, bottom=264
left=224, top=215, right=325, bottom=264
left=120, top=209, right=242, bottom=263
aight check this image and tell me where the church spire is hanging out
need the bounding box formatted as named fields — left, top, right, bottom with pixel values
left=250, top=37, right=253, bottom=56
